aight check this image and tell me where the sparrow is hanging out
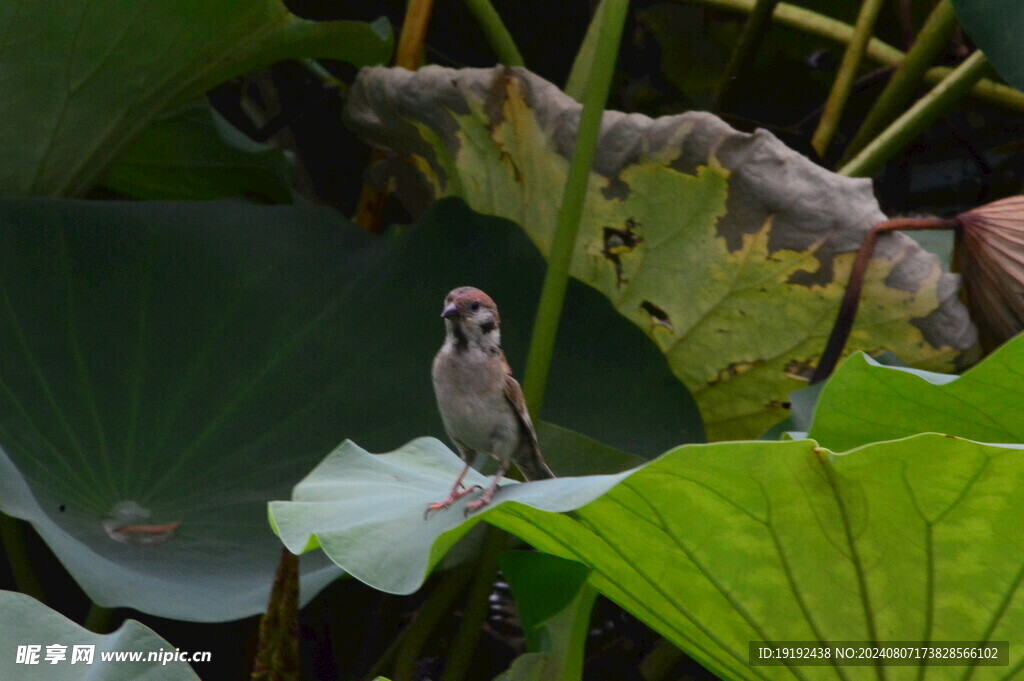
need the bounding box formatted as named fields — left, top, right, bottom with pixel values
left=427, top=287, right=554, bottom=516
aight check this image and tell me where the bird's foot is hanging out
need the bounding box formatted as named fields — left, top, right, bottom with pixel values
left=463, top=487, right=499, bottom=516
left=423, top=484, right=482, bottom=519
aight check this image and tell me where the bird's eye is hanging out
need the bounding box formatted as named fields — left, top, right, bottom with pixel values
left=470, top=301, right=481, bottom=312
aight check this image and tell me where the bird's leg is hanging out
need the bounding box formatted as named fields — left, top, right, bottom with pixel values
left=464, top=460, right=509, bottom=515
left=424, top=463, right=481, bottom=518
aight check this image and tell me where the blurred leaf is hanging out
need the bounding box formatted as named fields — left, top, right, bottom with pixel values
left=496, top=552, right=595, bottom=681
left=0, top=2, right=392, bottom=196
left=809, top=333, right=1024, bottom=451
left=951, top=1, right=1024, bottom=91
left=0, top=591, right=200, bottom=680
left=500, top=552, right=591, bottom=645
left=635, top=4, right=732, bottom=107
left=344, top=65, right=975, bottom=440
left=101, top=100, right=293, bottom=202
left=492, top=655, right=550, bottom=681
left=757, top=380, right=823, bottom=440
left=535, top=422, right=643, bottom=477
left=272, top=433, right=1024, bottom=680
left=564, top=0, right=606, bottom=100
left=0, top=197, right=695, bottom=621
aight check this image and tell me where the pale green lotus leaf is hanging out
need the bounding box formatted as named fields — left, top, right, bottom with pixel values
left=0, top=591, right=200, bottom=680
left=273, top=433, right=1024, bottom=681
left=344, top=65, right=976, bottom=440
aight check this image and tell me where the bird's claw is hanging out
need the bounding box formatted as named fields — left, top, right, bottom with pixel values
left=423, top=500, right=449, bottom=519
left=463, top=489, right=498, bottom=517
left=423, top=484, right=483, bottom=519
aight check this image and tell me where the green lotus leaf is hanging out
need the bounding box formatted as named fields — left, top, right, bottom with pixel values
left=0, top=197, right=694, bottom=621
left=101, top=100, right=293, bottom=202
left=951, top=1, right=1024, bottom=91
left=0, top=1, right=392, bottom=197
left=810, top=333, right=1024, bottom=451
left=343, top=65, right=976, bottom=440
left=0, top=591, right=200, bottom=680
left=272, top=433, right=1024, bottom=680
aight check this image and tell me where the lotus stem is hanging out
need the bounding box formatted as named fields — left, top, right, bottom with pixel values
left=463, top=0, right=525, bottom=66
left=670, top=0, right=1024, bottom=112
left=394, top=0, right=435, bottom=69
left=813, top=217, right=959, bottom=384
left=522, top=0, right=629, bottom=415
left=353, top=0, right=435, bottom=233
left=840, top=50, right=992, bottom=177
left=711, top=0, right=780, bottom=112
left=438, top=527, right=508, bottom=681
left=388, top=563, right=474, bottom=681
left=841, top=0, right=958, bottom=162
left=811, top=0, right=886, bottom=159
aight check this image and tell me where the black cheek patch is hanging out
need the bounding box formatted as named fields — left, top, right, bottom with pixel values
left=480, top=321, right=496, bottom=334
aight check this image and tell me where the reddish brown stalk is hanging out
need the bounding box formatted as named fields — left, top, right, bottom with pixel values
left=812, top=216, right=960, bottom=384
left=394, top=0, right=435, bottom=69
left=353, top=0, right=435, bottom=233
left=250, top=548, right=300, bottom=681
left=112, top=521, right=181, bottom=534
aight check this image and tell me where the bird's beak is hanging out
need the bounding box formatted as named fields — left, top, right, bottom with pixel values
left=442, top=303, right=460, bottom=320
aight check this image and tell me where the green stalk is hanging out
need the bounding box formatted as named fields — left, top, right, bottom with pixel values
left=463, top=0, right=525, bottom=66
left=811, top=0, right=886, bottom=159
left=83, top=603, right=114, bottom=634
left=670, top=0, right=1024, bottom=112
left=842, top=0, right=957, bottom=162
left=558, top=583, right=597, bottom=681
left=839, top=50, right=992, bottom=178
left=710, top=0, right=780, bottom=112
left=438, top=528, right=508, bottom=681
left=0, top=512, right=45, bottom=603
left=521, top=0, right=629, bottom=415
left=388, top=563, right=474, bottom=681
left=639, top=638, right=684, bottom=681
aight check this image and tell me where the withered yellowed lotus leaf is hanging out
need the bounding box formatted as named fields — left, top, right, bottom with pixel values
left=957, top=195, right=1024, bottom=351
left=345, top=66, right=976, bottom=439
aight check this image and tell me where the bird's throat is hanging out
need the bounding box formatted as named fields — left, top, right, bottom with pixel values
left=450, top=321, right=469, bottom=353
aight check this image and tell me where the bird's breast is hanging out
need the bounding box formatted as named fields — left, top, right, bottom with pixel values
left=432, top=347, right=517, bottom=455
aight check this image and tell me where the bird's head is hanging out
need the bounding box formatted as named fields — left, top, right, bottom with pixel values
left=441, top=287, right=501, bottom=347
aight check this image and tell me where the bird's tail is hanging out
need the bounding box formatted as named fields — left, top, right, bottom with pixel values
left=514, top=441, right=555, bottom=481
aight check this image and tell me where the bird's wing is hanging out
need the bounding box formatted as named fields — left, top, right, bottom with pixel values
left=502, top=357, right=555, bottom=480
